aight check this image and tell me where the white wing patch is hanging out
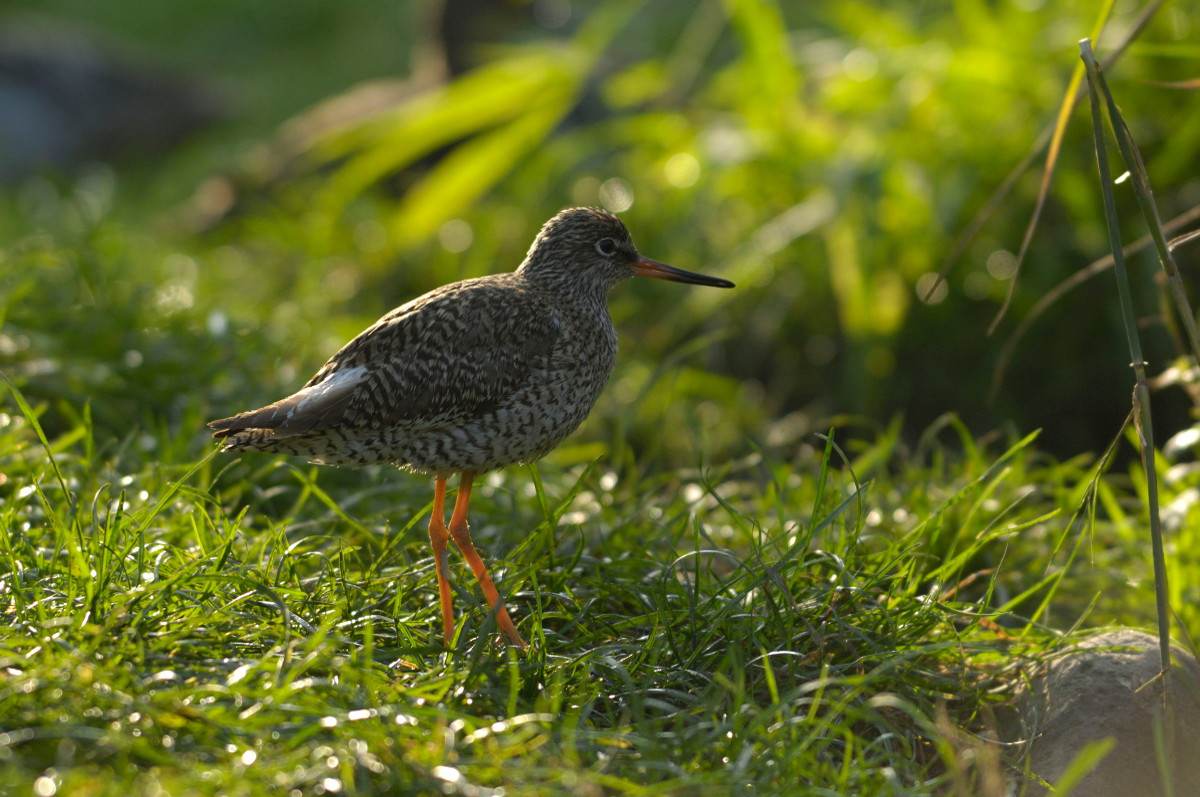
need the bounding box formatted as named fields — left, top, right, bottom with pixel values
left=288, top=365, right=368, bottom=420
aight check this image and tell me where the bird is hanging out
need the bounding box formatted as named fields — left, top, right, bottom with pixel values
left=208, top=207, right=734, bottom=648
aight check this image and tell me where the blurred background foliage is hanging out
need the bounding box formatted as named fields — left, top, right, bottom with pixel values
left=2, top=0, right=1199, bottom=465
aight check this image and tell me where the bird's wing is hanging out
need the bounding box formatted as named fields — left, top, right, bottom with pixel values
left=208, top=279, right=561, bottom=438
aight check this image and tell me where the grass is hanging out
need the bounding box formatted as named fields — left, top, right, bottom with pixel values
left=3, top=2, right=1200, bottom=793
left=2, top=136, right=1198, bottom=797
left=1080, top=36, right=1171, bottom=674
left=0, top=349, right=1189, bottom=794
left=0, top=395, right=996, bottom=795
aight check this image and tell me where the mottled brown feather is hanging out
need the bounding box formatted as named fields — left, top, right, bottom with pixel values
left=208, top=275, right=561, bottom=439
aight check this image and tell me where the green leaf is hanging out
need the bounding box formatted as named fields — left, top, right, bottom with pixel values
left=388, top=99, right=573, bottom=247
left=316, top=53, right=578, bottom=220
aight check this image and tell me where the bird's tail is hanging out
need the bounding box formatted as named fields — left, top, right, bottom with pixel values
left=207, top=366, right=364, bottom=445
left=206, top=401, right=293, bottom=452
left=211, top=427, right=286, bottom=452
left=207, top=395, right=299, bottom=439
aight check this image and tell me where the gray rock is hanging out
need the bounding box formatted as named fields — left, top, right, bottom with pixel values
left=1008, top=628, right=1200, bottom=796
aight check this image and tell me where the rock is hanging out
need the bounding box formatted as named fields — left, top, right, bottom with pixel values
left=1009, top=628, right=1200, bottom=796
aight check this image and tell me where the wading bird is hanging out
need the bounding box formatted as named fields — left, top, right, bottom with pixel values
left=209, top=207, right=734, bottom=648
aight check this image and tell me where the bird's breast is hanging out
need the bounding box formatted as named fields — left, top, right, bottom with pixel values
left=552, top=305, right=617, bottom=385
left=494, top=306, right=617, bottom=451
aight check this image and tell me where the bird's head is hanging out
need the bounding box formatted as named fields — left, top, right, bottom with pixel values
left=518, top=207, right=735, bottom=296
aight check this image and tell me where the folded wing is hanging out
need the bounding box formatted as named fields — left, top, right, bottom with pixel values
left=208, top=279, right=561, bottom=440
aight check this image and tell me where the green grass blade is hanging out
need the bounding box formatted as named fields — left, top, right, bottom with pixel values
left=1080, top=38, right=1172, bottom=673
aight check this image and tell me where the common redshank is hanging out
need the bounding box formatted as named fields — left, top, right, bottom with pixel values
left=208, top=207, right=734, bottom=648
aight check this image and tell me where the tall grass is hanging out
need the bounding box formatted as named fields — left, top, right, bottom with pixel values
left=0, top=370, right=1118, bottom=794
left=1080, top=37, right=1188, bottom=674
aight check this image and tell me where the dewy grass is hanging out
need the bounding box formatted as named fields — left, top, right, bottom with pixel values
left=1080, top=37, right=1174, bottom=675
left=1, top=378, right=1116, bottom=795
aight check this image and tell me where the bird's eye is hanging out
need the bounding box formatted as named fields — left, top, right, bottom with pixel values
left=595, top=237, right=618, bottom=257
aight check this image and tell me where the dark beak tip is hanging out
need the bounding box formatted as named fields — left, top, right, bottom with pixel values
left=634, top=257, right=735, bottom=289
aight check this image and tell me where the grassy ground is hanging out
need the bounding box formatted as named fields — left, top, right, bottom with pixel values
left=0, top=319, right=1187, bottom=795
left=0, top=97, right=1194, bottom=797
left=0, top=386, right=1048, bottom=795
left=3, top=3, right=1198, bottom=794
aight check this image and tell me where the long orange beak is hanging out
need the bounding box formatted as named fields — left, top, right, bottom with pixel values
left=633, top=257, right=735, bottom=288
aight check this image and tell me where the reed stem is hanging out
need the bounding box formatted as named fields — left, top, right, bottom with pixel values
left=1080, top=38, right=1172, bottom=675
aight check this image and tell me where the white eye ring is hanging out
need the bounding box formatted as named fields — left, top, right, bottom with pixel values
left=595, top=237, right=618, bottom=257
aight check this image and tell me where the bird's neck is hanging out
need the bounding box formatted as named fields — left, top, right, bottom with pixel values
left=517, top=267, right=613, bottom=313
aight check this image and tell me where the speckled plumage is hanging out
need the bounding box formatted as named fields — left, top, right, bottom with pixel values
left=208, top=206, right=733, bottom=648
left=210, top=208, right=633, bottom=472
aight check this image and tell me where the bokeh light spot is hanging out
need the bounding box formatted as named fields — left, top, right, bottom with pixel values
left=599, top=177, right=634, bottom=213
left=986, top=249, right=1018, bottom=280
left=664, top=153, right=700, bottom=188
left=915, top=273, right=948, bottom=305
left=438, top=219, right=474, bottom=253
left=843, top=48, right=878, bottom=81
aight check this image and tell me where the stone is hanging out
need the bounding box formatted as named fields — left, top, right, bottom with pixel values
left=1008, top=628, right=1200, bottom=796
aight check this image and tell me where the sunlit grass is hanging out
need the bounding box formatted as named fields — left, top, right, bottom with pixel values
left=3, top=2, right=1199, bottom=793
left=0, top=362, right=1184, bottom=794
left=1, top=171, right=1194, bottom=794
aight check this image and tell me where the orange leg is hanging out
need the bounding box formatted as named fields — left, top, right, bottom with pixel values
left=428, top=476, right=456, bottom=646
left=447, top=472, right=527, bottom=648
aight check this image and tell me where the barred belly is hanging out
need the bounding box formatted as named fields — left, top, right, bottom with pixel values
left=286, top=361, right=610, bottom=473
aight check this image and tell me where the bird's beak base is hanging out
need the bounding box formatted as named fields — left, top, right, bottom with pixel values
left=633, top=257, right=735, bottom=288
